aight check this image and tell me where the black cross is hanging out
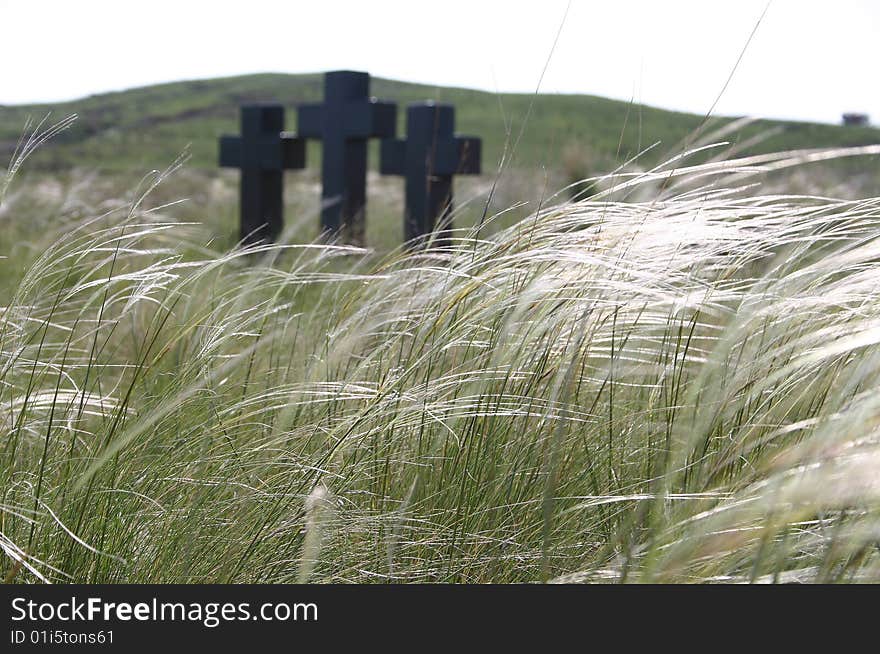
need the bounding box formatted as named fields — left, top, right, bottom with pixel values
left=380, top=102, right=481, bottom=246
left=298, top=71, right=396, bottom=244
left=219, top=104, right=305, bottom=245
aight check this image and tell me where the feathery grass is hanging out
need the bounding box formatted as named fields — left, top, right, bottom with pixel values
left=3, top=122, right=880, bottom=583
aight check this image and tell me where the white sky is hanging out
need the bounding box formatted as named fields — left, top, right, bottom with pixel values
left=1, top=0, right=878, bottom=124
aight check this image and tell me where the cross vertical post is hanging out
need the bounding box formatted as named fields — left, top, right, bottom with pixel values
left=297, top=71, right=397, bottom=245
left=219, top=104, right=306, bottom=245
left=380, top=102, right=481, bottom=246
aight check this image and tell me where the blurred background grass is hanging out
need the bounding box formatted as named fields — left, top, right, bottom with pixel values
left=3, top=73, right=880, bottom=256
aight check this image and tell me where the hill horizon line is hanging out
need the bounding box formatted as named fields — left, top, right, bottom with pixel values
left=2, top=71, right=878, bottom=175
left=0, top=71, right=858, bottom=128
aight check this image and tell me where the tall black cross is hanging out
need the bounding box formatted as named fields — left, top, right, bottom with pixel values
left=219, top=104, right=306, bottom=245
left=380, top=102, right=481, bottom=246
left=297, top=71, right=396, bottom=244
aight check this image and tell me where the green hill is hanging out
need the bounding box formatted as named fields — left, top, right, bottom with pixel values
left=2, top=72, right=879, bottom=175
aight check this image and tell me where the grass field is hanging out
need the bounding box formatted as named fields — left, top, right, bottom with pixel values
left=3, top=73, right=880, bottom=255
left=3, top=84, right=880, bottom=583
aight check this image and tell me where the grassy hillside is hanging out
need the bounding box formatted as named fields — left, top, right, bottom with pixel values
left=2, top=72, right=880, bottom=176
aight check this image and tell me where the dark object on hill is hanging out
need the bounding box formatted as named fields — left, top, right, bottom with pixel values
left=381, top=102, right=481, bottom=247
left=297, top=71, right=397, bottom=245
left=219, top=104, right=306, bottom=245
left=842, top=113, right=870, bottom=127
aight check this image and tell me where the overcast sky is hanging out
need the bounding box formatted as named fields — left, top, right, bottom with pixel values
left=1, top=0, right=877, bottom=125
